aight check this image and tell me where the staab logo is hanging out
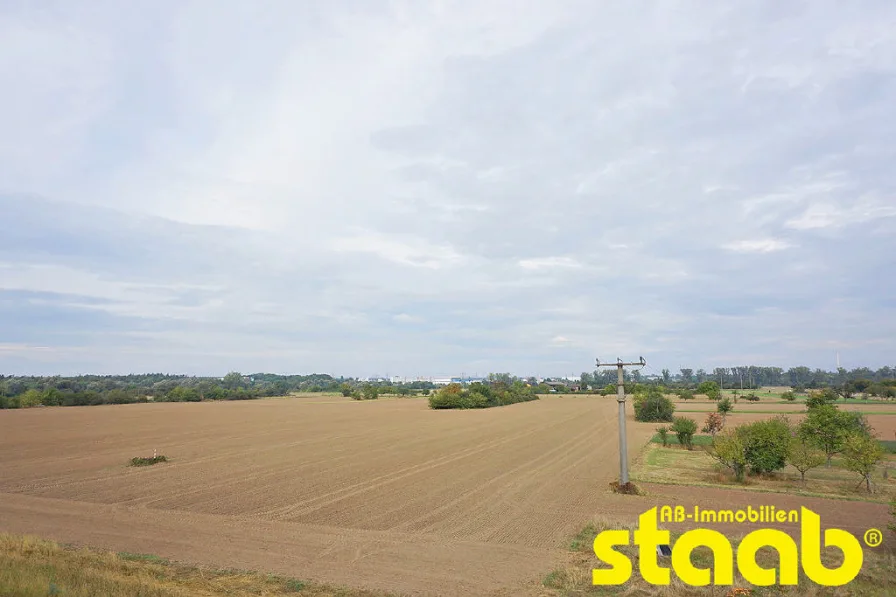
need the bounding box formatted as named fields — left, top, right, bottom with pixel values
left=592, top=506, right=870, bottom=587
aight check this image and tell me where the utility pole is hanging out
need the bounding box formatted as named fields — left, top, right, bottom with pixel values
left=596, top=356, right=646, bottom=486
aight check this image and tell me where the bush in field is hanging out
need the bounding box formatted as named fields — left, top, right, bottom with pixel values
left=678, top=389, right=695, bottom=401
left=740, top=416, right=791, bottom=475
left=781, top=391, right=796, bottom=401
left=361, top=384, right=379, bottom=400
left=340, top=383, right=353, bottom=397
left=702, top=412, right=724, bottom=437
left=806, top=388, right=838, bottom=409
left=744, top=393, right=760, bottom=402
left=634, top=387, right=674, bottom=422
left=670, top=417, right=698, bottom=450
left=656, top=426, right=670, bottom=447
left=427, top=381, right=537, bottom=410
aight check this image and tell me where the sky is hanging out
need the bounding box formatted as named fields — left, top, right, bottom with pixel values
left=1, top=0, right=895, bottom=378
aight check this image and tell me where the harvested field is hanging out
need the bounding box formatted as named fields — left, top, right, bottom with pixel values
left=0, top=394, right=657, bottom=596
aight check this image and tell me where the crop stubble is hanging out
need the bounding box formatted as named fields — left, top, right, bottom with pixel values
left=0, top=395, right=652, bottom=596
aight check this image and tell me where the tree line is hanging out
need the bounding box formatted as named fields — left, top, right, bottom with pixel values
left=0, top=372, right=440, bottom=409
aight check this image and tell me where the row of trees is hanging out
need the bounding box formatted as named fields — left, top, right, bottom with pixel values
left=428, top=381, right=538, bottom=409
left=577, top=365, right=896, bottom=391
left=707, top=403, right=883, bottom=491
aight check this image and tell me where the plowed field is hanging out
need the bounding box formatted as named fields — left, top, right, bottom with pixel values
left=0, top=395, right=654, bottom=596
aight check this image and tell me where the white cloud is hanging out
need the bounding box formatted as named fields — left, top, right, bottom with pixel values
left=722, top=239, right=793, bottom=253
left=518, top=256, right=584, bottom=270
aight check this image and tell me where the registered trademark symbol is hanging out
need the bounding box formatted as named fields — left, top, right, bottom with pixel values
left=863, top=528, right=883, bottom=547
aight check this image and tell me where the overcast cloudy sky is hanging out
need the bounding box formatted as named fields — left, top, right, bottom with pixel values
left=2, top=0, right=895, bottom=378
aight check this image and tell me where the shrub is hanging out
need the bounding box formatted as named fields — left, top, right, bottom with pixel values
left=740, top=416, right=791, bottom=475
left=678, top=389, right=694, bottom=401
left=702, top=412, right=724, bottom=436
left=656, top=426, right=670, bottom=447
left=634, top=387, right=674, bottom=422
left=671, top=417, right=698, bottom=450
left=340, top=383, right=353, bottom=397
left=129, top=455, right=167, bottom=467
left=744, top=393, right=760, bottom=402
left=781, top=391, right=796, bottom=401
left=361, top=384, right=379, bottom=400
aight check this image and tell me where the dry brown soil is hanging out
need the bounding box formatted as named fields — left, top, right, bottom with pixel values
left=1, top=395, right=892, bottom=596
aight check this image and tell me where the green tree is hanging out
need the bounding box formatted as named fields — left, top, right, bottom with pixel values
left=362, top=384, right=379, bottom=400
left=842, top=432, right=884, bottom=493
left=786, top=435, right=826, bottom=483
left=781, top=391, right=796, bottom=401
left=19, top=389, right=43, bottom=408
left=697, top=381, right=720, bottom=400
left=741, top=416, right=791, bottom=475
left=707, top=429, right=748, bottom=482
left=671, top=417, right=698, bottom=450
left=678, top=389, right=694, bottom=401
left=806, top=388, right=838, bottom=409
left=800, top=404, right=868, bottom=466
left=717, top=397, right=733, bottom=418
left=222, top=371, right=244, bottom=390
left=340, top=382, right=353, bottom=397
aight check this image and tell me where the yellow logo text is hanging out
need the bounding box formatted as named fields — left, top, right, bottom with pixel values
left=592, top=507, right=863, bottom=587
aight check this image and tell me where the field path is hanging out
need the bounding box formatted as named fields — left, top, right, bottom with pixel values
left=0, top=395, right=653, bottom=596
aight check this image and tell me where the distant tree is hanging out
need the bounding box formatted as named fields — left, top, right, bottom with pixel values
left=19, top=389, right=43, bottom=408
left=787, top=435, right=826, bottom=483
left=678, top=389, right=695, bottom=401
left=781, top=391, right=796, bottom=401
left=697, top=381, right=720, bottom=400
left=702, top=412, right=724, bottom=437
left=340, top=382, right=353, bottom=397
left=680, top=369, right=694, bottom=386
left=806, top=388, right=837, bottom=409
left=362, top=384, right=379, bottom=400
left=662, top=369, right=671, bottom=384
left=717, top=397, right=733, bottom=418
left=842, top=432, right=884, bottom=493
left=223, top=371, right=244, bottom=390
left=671, top=417, right=698, bottom=450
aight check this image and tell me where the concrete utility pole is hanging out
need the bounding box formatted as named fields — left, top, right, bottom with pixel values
left=596, top=356, right=646, bottom=485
